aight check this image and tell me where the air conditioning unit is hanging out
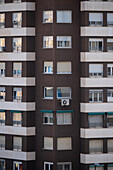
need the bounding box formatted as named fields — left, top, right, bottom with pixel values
left=61, top=99, right=70, bottom=106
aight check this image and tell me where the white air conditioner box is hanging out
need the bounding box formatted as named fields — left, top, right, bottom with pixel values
left=61, top=99, right=70, bottom=106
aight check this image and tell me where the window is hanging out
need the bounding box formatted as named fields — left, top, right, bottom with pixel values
left=88, top=115, right=103, bottom=128
left=43, top=11, right=53, bottom=23
left=57, top=137, right=72, bottom=150
left=43, top=113, right=53, bottom=125
left=107, top=139, right=113, bottom=153
left=89, top=38, right=103, bottom=52
left=44, top=162, right=53, bottom=170
left=43, top=36, right=53, bottom=48
left=89, top=13, right=103, bottom=26
left=107, top=114, right=113, bottom=128
left=89, top=90, right=103, bottom=102
left=107, top=39, right=113, bottom=52
left=57, top=162, right=72, bottom=170
left=13, top=88, right=22, bottom=102
left=44, top=87, right=53, bottom=99
left=0, top=111, right=5, bottom=125
left=13, top=63, right=22, bottom=77
left=44, top=62, right=53, bottom=74
left=57, top=10, right=72, bottom=23
left=44, top=137, right=53, bottom=150
left=13, top=13, right=22, bottom=28
left=0, top=38, right=5, bottom=52
left=89, top=166, right=104, bottom=170
left=57, top=113, right=72, bottom=125
left=108, top=165, right=113, bottom=170
left=0, top=0, right=4, bottom=4
left=107, top=90, right=113, bottom=102
left=0, top=159, right=5, bottom=170
left=89, top=140, right=103, bottom=154
left=0, top=13, right=5, bottom=28
left=89, top=64, right=103, bottom=77
left=13, top=112, right=22, bottom=126
left=13, top=0, right=21, bottom=3
left=57, top=62, right=72, bottom=74
left=13, top=162, right=22, bottom=170
left=0, top=87, right=5, bottom=101
left=0, top=136, right=5, bottom=149
left=13, top=137, right=22, bottom=151
left=13, top=38, right=22, bottom=52
left=57, top=36, right=72, bottom=48
left=107, top=13, right=113, bottom=26
left=107, top=64, right=113, bottom=77
left=0, top=63, right=5, bottom=77
left=57, top=87, right=71, bottom=99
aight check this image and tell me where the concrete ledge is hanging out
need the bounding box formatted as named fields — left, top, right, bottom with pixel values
left=81, top=128, right=113, bottom=139
left=0, top=150, right=35, bottom=160
left=0, top=28, right=35, bottom=37
left=0, top=126, right=35, bottom=136
left=80, top=52, right=113, bottom=62
left=0, top=102, right=35, bottom=111
left=81, top=78, right=113, bottom=88
left=81, top=1, right=113, bottom=11
left=0, top=77, right=35, bottom=86
left=81, top=27, right=113, bottom=37
left=80, top=153, right=113, bottom=164
left=0, top=2, right=35, bottom=12
left=81, top=103, right=113, bottom=113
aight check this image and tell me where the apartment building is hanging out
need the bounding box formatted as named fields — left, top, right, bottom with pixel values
left=0, top=0, right=113, bottom=169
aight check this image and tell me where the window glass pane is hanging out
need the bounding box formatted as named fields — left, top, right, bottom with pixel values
left=43, top=11, right=53, bottom=23
left=107, top=90, right=113, bottom=102
left=0, top=112, right=5, bottom=125
left=13, top=0, right=21, bottom=3
left=57, top=87, right=71, bottom=98
left=89, top=140, right=103, bottom=154
left=57, top=10, right=72, bottom=23
left=0, top=13, right=5, bottom=28
left=0, top=159, right=5, bottom=170
left=89, top=39, right=103, bottom=52
left=0, top=87, right=5, bottom=101
left=13, top=137, right=22, bottom=151
left=89, top=64, right=103, bottom=77
left=0, top=63, right=5, bottom=77
left=13, top=112, right=22, bottom=126
left=43, top=36, right=53, bottom=48
left=0, top=136, right=5, bottom=149
left=43, top=113, right=53, bottom=124
left=57, top=137, right=72, bottom=150
left=13, top=63, right=22, bottom=77
left=0, top=0, right=4, bottom=4
left=13, top=88, right=22, bottom=102
left=0, top=38, right=5, bottom=52
left=44, top=87, right=53, bottom=98
left=107, top=39, right=113, bottom=51
left=89, top=13, right=103, bottom=26
left=13, top=13, right=22, bottom=27
left=57, top=62, right=71, bottom=74
left=57, top=113, right=72, bottom=125
left=13, top=38, right=22, bottom=52
left=57, top=36, right=72, bottom=48
left=107, top=139, right=113, bottom=153
left=88, top=115, right=103, bottom=128
left=13, top=162, right=22, bottom=170
left=44, top=137, right=53, bottom=150
left=44, top=62, right=53, bottom=74
left=107, top=13, right=113, bottom=26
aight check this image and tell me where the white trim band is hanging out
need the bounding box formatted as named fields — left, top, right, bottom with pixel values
left=80, top=153, right=113, bottom=164
left=81, top=52, right=113, bottom=62
left=81, top=78, right=113, bottom=88
left=0, top=77, right=35, bottom=86
left=81, top=128, right=113, bottom=139
left=0, top=2, right=35, bottom=12
left=81, top=103, right=113, bottom=113
left=0, top=150, right=35, bottom=160
left=0, top=102, right=35, bottom=111
left=81, top=27, right=113, bottom=37
left=81, top=1, right=113, bottom=11
left=0, top=28, right=35, bottom=37
left=0, top=52, right=35, bottom=61
left=0, top=126, right=35, bottom=136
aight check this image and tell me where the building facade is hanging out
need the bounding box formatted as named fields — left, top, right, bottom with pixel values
left=0, top=0, right=113, bottom=170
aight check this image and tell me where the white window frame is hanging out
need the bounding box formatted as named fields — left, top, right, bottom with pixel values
left=89, top=90, right=103, bottom=103
left=13, top=38, right=22, bottom=52
left=44, top=87, right=53, bottom=99
left=43, top=10, right=53, bottom=23
left=44, top=61, right=53, bottom=74
left=57, top=162, right=72, bottom=170
left=89, top=13, right=103, bottom=26
left=13, top=161, right=22, bottom=170
left=13, top=112, right=22, bottom=127
left=89, top=38, right=103, bottom=52
left=13, top=137, right=22, bottom=151
left=57, top=87, right=71, bottom=99
left=44, top=162, right=53, bottom=170
left=57, top=36, right=72, bottom=49
left=56, top=113, right=72, bottom=125
left=56, top=10, right=72, bottom=23
left=43, top=113, right=53, bottom=125
left=13, top=87, right=22, bottom=102
left=57, top=62, right=72, bottom=74
left=13, top=13, right=22, bottom=28
left=13, top=62, right=22, bottom=77
left=89, top=64, right=103, bottom=77
left=107, top=89, right=113, bottom=103
left=43, top=36, right=53, bottom=49
left=13, top=0, right=21, bottom=3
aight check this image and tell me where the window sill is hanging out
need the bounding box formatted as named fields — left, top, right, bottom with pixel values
left=43, top=123, right=53, bottom=125
left=57, top=73, right=72, bottom=75
left=43, top=73, right=53, bottom=75
left=43, top=98, right=53, bottom=100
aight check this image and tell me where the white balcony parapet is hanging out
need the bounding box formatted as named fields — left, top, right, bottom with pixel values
left=81, top=103, right=113, bottom=113
left=81, top=52, right=113, bottom=62
left=80, top=153, right=113, bottom=164
left=0, top=2, right=35, bottom=12
left=81, top=78, right=113, bottom=88
left=0, top=150, right=35, bottom=160
left=0, top=77, right=35, bottom=86
left=81, top=128, right=113, bottom=139
left=0, top=126, right=35, bottom=136
left=81, top=27, right=113, bottom=37
left=81, top=1, right=113, bottom=11
left=0, top=52, right=35, bottom=61
left=0, top=28, right=35, bottom=37
left=0, top=102, right=35, bottom=111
